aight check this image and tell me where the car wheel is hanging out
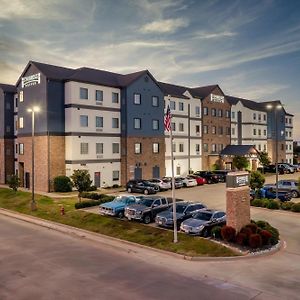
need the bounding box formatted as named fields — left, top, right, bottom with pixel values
left=202, top=228, right=210, bottom=238
left=291, top=190, right=299, bottom=198
left=117, top=211, right=124, bottom=218
left=143, top=215, right=151, bottom=224
left=207, top=179, right=212, bottom=184
left=127, top=187, right=132, bottom=193
left=144, top=189, right=149, bottom=195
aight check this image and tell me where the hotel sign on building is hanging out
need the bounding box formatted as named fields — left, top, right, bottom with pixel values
left=211, top=94, right=225, bottom=103
left=21, top=73, right=41, bottom=88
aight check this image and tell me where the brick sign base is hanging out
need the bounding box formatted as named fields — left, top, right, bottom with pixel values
left=226, top=186, right=250, bottom=232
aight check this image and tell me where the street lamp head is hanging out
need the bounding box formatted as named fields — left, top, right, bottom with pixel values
left=276, top=104, right=282, bottom=110
left=266, top=104, right=273, bottom=110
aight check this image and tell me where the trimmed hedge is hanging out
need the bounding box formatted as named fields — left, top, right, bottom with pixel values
left=281, top=201, right=295, bottom=210
left=75, top=194, right=115, bottom=209
left=236, top=232, right=247, bottom=246
left=211, top=226, right=222, bottom=239
left=266, top=200, right=280, bottom=210
left=251, top=197, right=300, bottom=213
left=249, top=234, right=262, bottom=249
left=221, top=226, right=236, bottom=242
left=260, top=230, right=273, bottom=245
left=291, top=202, right=300, bottom=212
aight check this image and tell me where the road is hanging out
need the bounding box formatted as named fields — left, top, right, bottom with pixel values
left=1, top=215, right=263, bottom=300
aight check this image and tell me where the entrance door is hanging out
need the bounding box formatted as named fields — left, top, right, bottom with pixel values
left=152, top=166, right=160, bottom=178
left=134, top=167, right=142, bottom=180
left=25, top=172, right=30, bottom=189
left=94, top=172, right=101, bottom=188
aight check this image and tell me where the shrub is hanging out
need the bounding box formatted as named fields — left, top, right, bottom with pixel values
left=251, top=199, right=264, bottom=207
left=239, top=227, right=252, bottom=244
left=221, top=226, right=236, bottom=242
left=74, top=196, right=114, bottom=209
left=291, top=202, right=300, bottom=213
left=261, top=198, right=270, bottom=207
left=266, top=200, right=280, bottom=210
left=249, top=234, right=262, bottom=249
left=281, top=201, right=294, bottom=210
left=245, top=223, right=258, bottom=234
left=236, top=233, right=247, bottom=246
left=112, top=184, right=120, bottom=188
left=256, top=220, right=279, bottom=245
left=53, top=176, right=72, bottom=192
left=211, top=226, right=222, bottom=239
left=7, top=174, right=21, bottom=192
left=260, top=230, right=273, bottom=245
left=86, top=185, right=97, bottom=192
left=250, top=171, right=265, bottom=190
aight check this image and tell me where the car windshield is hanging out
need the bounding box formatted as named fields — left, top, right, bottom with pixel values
left=113, top=196, right=129, bottom=202
left=170, top=204, right=188, bottom=213
left=139, top=199, right=154, bottom=207
left=193, top=212, right=212, bottom=221
left=162, top=179, right=170, bottom=183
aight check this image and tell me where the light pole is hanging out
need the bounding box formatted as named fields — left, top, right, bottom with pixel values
left=267, top=104, right=282, bottom=200
left=27, top=106, right=40, bottom=211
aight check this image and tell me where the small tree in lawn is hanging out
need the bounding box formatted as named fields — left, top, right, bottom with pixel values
left=70, top=169, right=92, bottom=202
left=258, top=151, right=271, bottom=167
left=233, top=156, right=249, bottom=171
left=7, top=175, right=21, bottom=192
left=250, top=171, right=265, bottom=197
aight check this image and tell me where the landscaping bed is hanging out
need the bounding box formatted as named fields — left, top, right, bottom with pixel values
left=0, top=188, right=238, bottom=257
left=251, top=198, right=300, bottom=212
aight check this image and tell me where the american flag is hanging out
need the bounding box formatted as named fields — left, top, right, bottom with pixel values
left=164, top=105, right=172, bottom=131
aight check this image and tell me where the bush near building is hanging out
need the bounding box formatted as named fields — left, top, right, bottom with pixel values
left=251, top=197, right=300, bottom=213
left=53, top=176, right=72, bottom=192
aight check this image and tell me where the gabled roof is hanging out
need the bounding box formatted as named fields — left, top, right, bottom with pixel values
left=221, top=145, right=259, bottom=156
left=226, top=95, right=266, bottom=112
left=0, top=83, right=16, bottom=93
left=158, top=82, right=190, bottom=99
left=189, top=84, right=220, bottom=99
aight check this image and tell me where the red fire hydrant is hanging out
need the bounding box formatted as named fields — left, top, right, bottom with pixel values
left=60, top=206, right=65, bottom=215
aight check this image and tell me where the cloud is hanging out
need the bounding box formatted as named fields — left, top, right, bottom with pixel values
left=140, top=18, right=189, bottom=34
left=191, top=30, right=237, bottom=39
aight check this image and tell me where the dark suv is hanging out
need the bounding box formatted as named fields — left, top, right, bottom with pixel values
left=126, top=180, right=159, bottom=195
left=193, top=171, right=220, bottom=184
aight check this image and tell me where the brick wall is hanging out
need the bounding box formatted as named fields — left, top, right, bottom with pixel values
left=267, top=139, right=286, bottom=163
left=0, top=138, right=4, bottom=183
left=0, top=138, right=15, bottom=184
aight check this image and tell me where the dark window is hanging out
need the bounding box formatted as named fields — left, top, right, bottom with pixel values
left=112, top=92, right=119, bottom=104
left=218, top=109, right=223, bottom=117
left=170, top=101, right=176, bottom=110
left=112, top=118, right=119, bottom=128
left=179, top=102, right=184, bottom=111
left=96, top=90, right=103, bottom=102
left=203, top=107, right=208, bottom=115
left=195, top=106, right=200, bottom=116
left=152, top=96, right=159, bottom=107
left=134, top=93, right=141, bottom=105
left=113, top=171, right=119, bottom=181
left=179, top=123, right=184, bottom=132
left=225, top=110, right=230, bottom=118
left=203, top=125, right=208, bottom=134
left=134, top=118, right=141, bottom=129
left=171, top=122, right=176, bottom=131
left=80, top=88, right=88, bottom=99
left=196, top=125, right=200, bottom=134
left=211, top=108, right=216, bottom=116
left=112, top=143, right=120, bottom=153
left=152, top=119, right=159, bottom=130
left=96, top=116, right=103, bottom=128
left=203, top=143, right=208, bottom=152
left=80, top=115, right=88, bottom=127
left=226, top=127, right=231, bottom=135
left=179, top=143, right=184, bottom=152
left=80, top=143, right=88, bottom=154
left=218, top=126, right=223, bottom=135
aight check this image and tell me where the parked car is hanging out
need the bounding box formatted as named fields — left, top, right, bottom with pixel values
left=188, top=174, right=206, bottom=185
left=278, top=163, right=295, bottom=174
left=251, top=186, right=292, bottom=202
left=155, top=201, right=207, bottom=228
left=262, top=164, right=285, bottom=174
left=99, top=195, right=141, bottom=218
left=162, top=177, right=184, bottom=189
left=193, top=171, right=220, bottom=184
left=124, top=196, right=169, bottom=224
left=180, top=210, right=226, bottom=237
left=176, top=176, right=197, bottom=187
left=212, top=170, right=231, bottom=182
left=284, top=163, right=298, bottom=173
left=147, top=178, right=171, bottom=191
left=126, top=180, right=159, bottom=195
left=264, top=179, right=299, bottom=198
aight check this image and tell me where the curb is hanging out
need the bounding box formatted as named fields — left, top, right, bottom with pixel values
left=0, top=208, right=283, bottom=261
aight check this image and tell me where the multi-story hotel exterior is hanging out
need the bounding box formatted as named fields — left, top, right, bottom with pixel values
left=0, top=60, right=294, bottom=192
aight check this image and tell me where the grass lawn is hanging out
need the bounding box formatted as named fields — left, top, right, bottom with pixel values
left=0, top=188, right=239, bottom=257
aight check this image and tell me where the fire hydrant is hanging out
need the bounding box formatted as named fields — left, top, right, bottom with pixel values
left=60, top=206, right=65, bottom=215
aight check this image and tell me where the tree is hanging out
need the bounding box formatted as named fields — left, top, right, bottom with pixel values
left=53, top=176, right=72, bottom=192
left=70, top=170, right=92, bottom=202
left=7, top=175, right=21, bottom=192
left=232, top=156, right=249, bottom=170
left=258, top=151, right=271, bottom=167
left=250, top=171, right=265, bottom=191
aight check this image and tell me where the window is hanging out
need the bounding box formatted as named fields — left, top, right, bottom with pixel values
left=152, top=96, right=158, bottom=107
left=203, top=143, right=208, bottom=152
left=258, top=144, right=261, bottom=151
left=176, top=166, right=180, bottom=175
left=19, top=117, right=24, bottom=129
left=286, top=144, right=288, bottom=150
left=15, top=144, right=18, bottom=154
left=112, top=143, right=120, bottom=154
left=134, top=143, right=142, bottom=154
left=218, top=126, right=223, bottom=135
left=96, top=116, right=103, bottom=128
left=6, top=102, right=11, bottom=110
left=171, top=122, right=176, bottom=131
left=263, top=144, right=266, bottom=151
left=253, top=113, right=256, bottom=120
left=152, top=119, right=159, bottom=130
left=232, top=111, right=235, bottom=119
left=112, top=92, right=119, bottom=103
left=281, top=144, right=284, bottom=150
left=218, top=109, right=223, bottom=117
left=195, top=106, right=200, bottom=116
left=289, top=118, right=292, bottom=124
left=212, top=144, right=217, bottom=152
left=19, top=143, right=24, bottom=155
left=112, top=171, right=119, bottom=181
left=19, top=91, right=24, bottom=102
left=218, top=144, right=224, bottom=151
left=226, top=127, right=231, bottom=135
left=179, top=143, right=184, bottom=152
left=96, top=90, right=103, bottom=102
left=96, top=143, right=103, bottom=154
left=258, top=114, right=261, bottom=121
left=263, top=114, right=266, bottom=121
left=80, top=143, right=88, bottom=154
left=80, top=115, right=88, bottom=127
left=212, top=126, right=216, bottom=134
left=264, top=129, right=267, bottom=136
left=153, top=143, right=159, bottom=153
left=170, top=101, right=176, bottom=110
left=196, top=125, right=200, bottom=134
left=253, top=128, right=256, bottom=136
left=196, top=144, right=200, bottom=153
left=179, top=123, right=184, bottom=132
left=80, top=88, right=88, bottom=99
left=258, top=129, right=261, bottom=136
left=134, top=93, right=141, bottom=104
left=172, top=143, right=176, bottom=152
left=232, top=127, right=235, bottom=135
left=179, top=102, right=184, bottom=111
left=134, top=118, right=141, bottom=129
left=225, top=110, right=230, bottom=118
left=289, top=132, right=292, bottom=138
left=289, top=144, right=292, bottom=150
left=203, top=125, right=208, bottom=134
left=112, top=118, right=119, bottom=128
left=211, top=108, right=216, bottom=117
left=203, top=107, right=208, bottom=115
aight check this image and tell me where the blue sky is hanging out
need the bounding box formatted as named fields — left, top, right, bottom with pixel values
left=1, top=0, right=300, bottom=138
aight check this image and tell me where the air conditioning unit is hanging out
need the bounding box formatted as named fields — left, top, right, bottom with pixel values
left=96, top=101, right=103, bottom=106
left=96, top=128, right=103, bottom=132
left=97, top=155, right=103, bottom=159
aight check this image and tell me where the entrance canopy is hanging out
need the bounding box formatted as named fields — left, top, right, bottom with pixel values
left=220, top=145, right=259, bottom=157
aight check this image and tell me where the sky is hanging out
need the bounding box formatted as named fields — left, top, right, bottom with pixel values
left=1, top=0, right=300, bottom=138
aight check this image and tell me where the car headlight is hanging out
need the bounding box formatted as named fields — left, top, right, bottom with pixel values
left=195, top=225, right=204, bottom=231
